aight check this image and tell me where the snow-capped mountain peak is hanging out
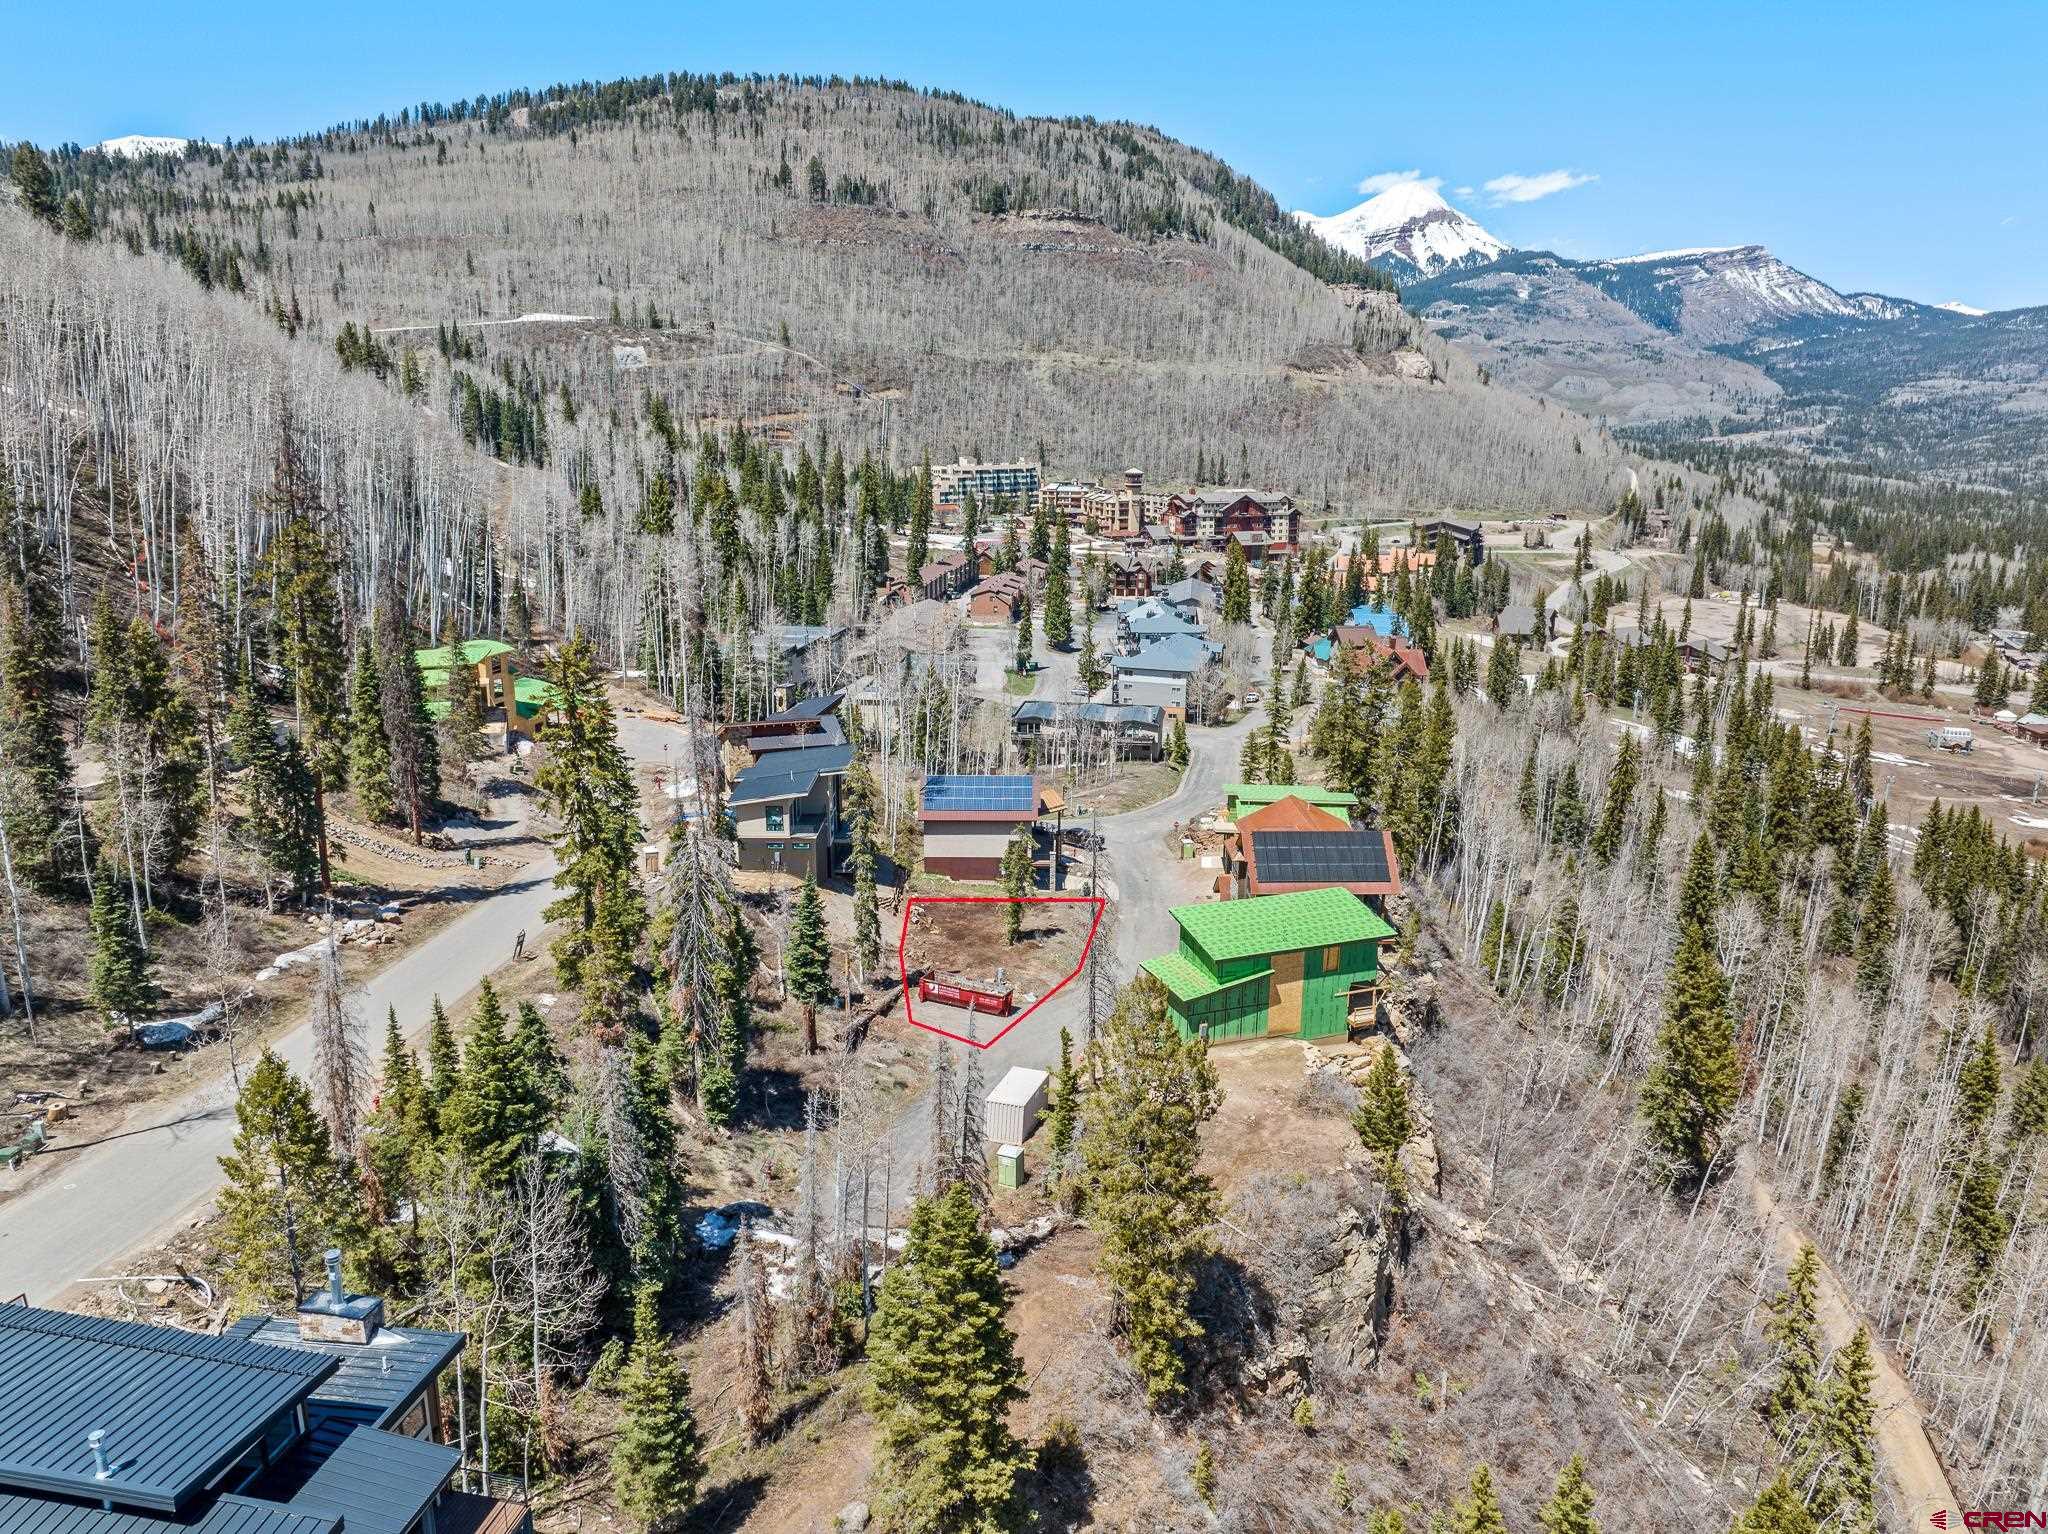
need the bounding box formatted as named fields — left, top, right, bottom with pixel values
left=1293, top=182, right=1509, bottom=282
left=1936, top=300, right=1988, bottom=316
left=94, top=135, right=194, bottom=159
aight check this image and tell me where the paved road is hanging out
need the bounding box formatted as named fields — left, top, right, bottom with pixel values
left=0, top=822, right=557, bottom=1305
left=867, top=636, right=1267, bottom=1209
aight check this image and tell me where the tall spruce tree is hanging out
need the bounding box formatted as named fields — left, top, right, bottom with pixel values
left=1640, top=920, right=1741, bottom=1181
left=0, top=572, right=71, bottom=891
left=610, top=1285, right=703, bottom=1530
left=86, top=861, right=156, bottom=1021
left=534, top=634, right=644, bottom=989
left=1538, top=1455, right=1600, bottom=1534
left=1809, top=1327, right=1878, bottom=1533
left=346, top=633, right=394, bottom=822
left=444, top=979, right=543, bottom=1187
left=1761, top=1245, right=1823, bottom=1442
left=785, top=874, right=833, bottom=1055
left=377, top=596, right=440, bottom=841
left=215, top=1050, right=363, bottom=1309
left=1079, top=974, right=1222, bottom=1406
left=1452, top=1465, right=1509, bottom=1534
left=866, top=1182, right=1031, bottom=1533
left=1730, top=1473, right=1817, bottom=1534
left=1000, top=824, right=1034, bottom=942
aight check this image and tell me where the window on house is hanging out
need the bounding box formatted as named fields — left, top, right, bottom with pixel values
left=766, top=806, right=785, bottom=832
left=1322, top=945, right=1344, bottom=974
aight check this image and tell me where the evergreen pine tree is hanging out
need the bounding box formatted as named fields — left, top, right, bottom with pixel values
left=1000, top=824, right=1035, bottom=942
left=215, top=1050, right=364, bottom=1309
left=1352, top=1044, right=1414, bottom=1199
left=1222, top=540, right=1252, bottom=625
left=1761, top=1245, right=1822, bottom=1441
left=86, top=863, right=156, bottom=1022
left=9, top=144, right=62, bottom=227
left=1730, top=1473, right=1817, bottom=1534
left=346, top=633, right=394, bottom=822
left=610, top=1285, right=704, bottom=1529
left=866, top=1183, right=1031, bottom=1532
left=1809, top=1327, right=1878, bottom=1532
left=443, top=980, right=541, bottom=1187
left=785, top=874, right=833, bottom=1054
left=535, top=635, right=644, bottom=988
left=1538, top=1455, right=1600, bottom=1534
left=1079, top=975, right=1222, bottom=1406
left=1640, top=923, right=1741, bottom=1181
left=0, top=572, right=71, bottom=891
left=423, top=995, right=460, bottom=1131
left=1167, top=718, right=1190, bottom=770
left=1451, top=1465, right=1509, bottom=1534
left=1589, top=733, right=1639, bottom=867
left=378, top=597, right=440, bottom=841
left=1044, top=1026, right=1081, bottom=1184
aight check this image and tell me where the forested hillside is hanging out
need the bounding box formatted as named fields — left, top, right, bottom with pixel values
left=37, top=71, right=1626, bottom=524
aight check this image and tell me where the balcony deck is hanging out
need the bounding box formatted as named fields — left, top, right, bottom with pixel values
left=437, top=1488, right=534, bottom=1534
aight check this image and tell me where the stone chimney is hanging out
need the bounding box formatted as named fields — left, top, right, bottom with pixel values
left=295, top=1248, right=384, bottom=1344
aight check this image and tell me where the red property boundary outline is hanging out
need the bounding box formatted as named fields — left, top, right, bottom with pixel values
left=897, top=894, right=1106, bottom=1048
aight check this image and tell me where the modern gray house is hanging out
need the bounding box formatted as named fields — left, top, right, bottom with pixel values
left=0, top=1257, right=526, bottom=1534
left=727, top=741, right=852, bottom=880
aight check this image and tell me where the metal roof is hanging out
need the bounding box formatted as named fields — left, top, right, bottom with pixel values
left=0, top=1491, right=339, bottom=1534
left=1234, top=796, right=1350, bottom=835
left=222, top=1318, right=463, bottom=1429
left=0, top=1305, right=336, bottom=1513
left=1170, top=888, right=1394, bottom=963
left=750, top=715, right=847, bottom=752
left=286, top=1427, right=458, bottom=1534
left=1223, top=783, right=1360, bottom=813
left=921, top=775, right=1036, bottom=815
left=727, top=744, right=852, bottom=806
left=413, top=639, right=513, bottom=672
left=1249, top=830, right=1400, bottom=893
left=1109, top=634, right=1220, bottom=675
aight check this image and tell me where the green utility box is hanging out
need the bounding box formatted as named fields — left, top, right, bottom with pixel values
left=995, top=1143, right=1024, bottom=1190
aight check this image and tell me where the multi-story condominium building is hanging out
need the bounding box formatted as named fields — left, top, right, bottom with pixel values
left=930, top=458, right=1041, bottom=509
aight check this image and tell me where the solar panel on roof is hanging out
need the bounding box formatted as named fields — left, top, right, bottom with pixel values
left=922, top=775, right=1034, bottom=813
left=1252, top=830, right=1392, bottom=886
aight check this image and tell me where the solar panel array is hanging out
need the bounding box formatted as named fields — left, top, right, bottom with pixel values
left=923, top=774, right=1035, bottom=813
left=1252, top=830, right=1392, bottom=886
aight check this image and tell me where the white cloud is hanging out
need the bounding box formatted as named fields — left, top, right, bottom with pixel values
left=1454, top=185, right=1475, bottom=198
left=1356, top=169, right=1443, bottom=196
left=1483, top=169, right=1598, bottom=205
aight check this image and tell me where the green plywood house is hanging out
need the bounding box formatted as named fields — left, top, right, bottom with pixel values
left=414, top=637, right=560, bottom=731
left=1223, top=782, right=1360, bottom=821
left=1142, top=887, right=1395, bottom=1045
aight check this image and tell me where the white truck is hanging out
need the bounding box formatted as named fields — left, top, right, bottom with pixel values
left=1926, top=725, right=1975, bottom=753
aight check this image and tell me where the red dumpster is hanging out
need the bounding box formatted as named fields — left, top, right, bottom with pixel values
left=916, top=971, right=1015, bottom=1015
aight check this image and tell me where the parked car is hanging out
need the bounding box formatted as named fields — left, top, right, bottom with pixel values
left=1059, top=827, right=1105, bottom=852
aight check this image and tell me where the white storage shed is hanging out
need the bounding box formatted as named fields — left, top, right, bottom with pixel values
left=985, top=1066, right=1051, bottom=1144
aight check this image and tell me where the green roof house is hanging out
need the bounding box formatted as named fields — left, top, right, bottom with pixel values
left=1222, top=782, right=1360, bottom=820
left=1142, top=887, right=1394, bottom=1045
left=412, top=638, right=559, bottom=730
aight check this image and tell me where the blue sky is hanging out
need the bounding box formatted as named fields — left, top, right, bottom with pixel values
left=5, top=1, right=2043, bottom=309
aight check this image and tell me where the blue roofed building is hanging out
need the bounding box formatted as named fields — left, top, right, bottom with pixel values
left=1343, top=603, right=1409, bottom=639
left=1110, top=632, right=1223, bottom=720
left=726, top=741, right=853, bottom=880
left=0, top=1255, right=528, bottom=1534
